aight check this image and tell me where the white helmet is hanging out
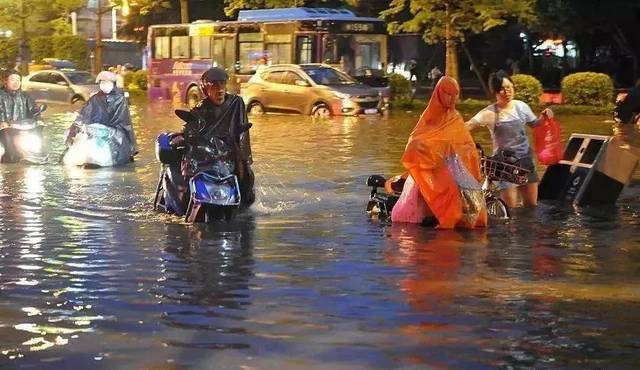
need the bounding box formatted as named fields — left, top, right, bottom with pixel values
left=95, top=71, right=117, bottom=83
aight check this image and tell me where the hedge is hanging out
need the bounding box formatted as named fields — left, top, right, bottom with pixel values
left=561, top=72, right=614, bottom=106
left=30, top=36, right=54, bottom=64
left=511, top=74, right=543, bottom=106
left=52, top=35, right=89, bottom=70
left=388, top=73, right=411, bottom=97
left=124, top=69, right=147, bottom=91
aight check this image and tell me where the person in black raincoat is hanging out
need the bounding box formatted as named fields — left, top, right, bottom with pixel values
left=614, top=80, right=640, bottom=125
left=0, top=70, right=39, bottom=126
left=162, top=67, right=255, bottom=214
left=65, top=70, right=138, bottom=164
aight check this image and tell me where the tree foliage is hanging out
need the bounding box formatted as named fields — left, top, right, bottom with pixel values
left=381, top=0, right=537, bottom=81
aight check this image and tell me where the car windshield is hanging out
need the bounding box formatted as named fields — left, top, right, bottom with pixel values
left=302, top=67, right=357, bottom=86
left=65, top=72, right=95, bottom=85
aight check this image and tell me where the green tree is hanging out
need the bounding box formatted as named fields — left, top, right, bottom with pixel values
left=0, top=0, right=84, bottom=71
left=224, top=0, right=359, bottom=17
left=112, top=0, right=178, bottom=42
left=381, top=0, right=537, bottom=82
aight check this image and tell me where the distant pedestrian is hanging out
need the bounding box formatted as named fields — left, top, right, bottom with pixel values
left=408, top=59, right=418, bottom=82
left=429, top=66, right=442, bottom=88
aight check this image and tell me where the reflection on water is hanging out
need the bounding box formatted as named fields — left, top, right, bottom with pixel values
left=0, top=102, right=639, bottom=368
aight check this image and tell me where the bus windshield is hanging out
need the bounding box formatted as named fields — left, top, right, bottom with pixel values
left=302, top=67, right=357, bottom=86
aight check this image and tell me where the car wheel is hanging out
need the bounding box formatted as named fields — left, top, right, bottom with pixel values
left=311, top=103, right=331, bottom=118
left=248, top=101, right=265, bottom=115
left=186, top=86, right=202, bottom=109
left=72, top=96, right=85, bottom=105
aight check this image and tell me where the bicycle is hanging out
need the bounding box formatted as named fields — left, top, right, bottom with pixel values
left=479, top=150, right=531, bottom=219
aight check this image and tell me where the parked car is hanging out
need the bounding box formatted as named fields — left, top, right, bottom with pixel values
left=242, top=64, right=383, bottom=117
left=22, top=70, right=98, bottom=105
left=352, top=67, right=391, bottom=107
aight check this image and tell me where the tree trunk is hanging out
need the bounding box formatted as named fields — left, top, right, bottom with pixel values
left=462, top=43, right=491, bottom=99
left=95, top=3, right=103, bottom=73
left=180, top=0, right=189, bottom=23
left=445, top=20, right=459, bottom=82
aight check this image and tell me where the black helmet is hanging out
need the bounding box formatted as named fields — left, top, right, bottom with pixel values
left=201, top=67, right=228, bottom=84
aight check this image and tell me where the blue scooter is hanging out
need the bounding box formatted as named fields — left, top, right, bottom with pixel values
left=153, top=109, right=242, bottom=222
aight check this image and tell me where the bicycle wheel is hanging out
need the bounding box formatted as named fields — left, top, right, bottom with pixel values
left=486, top=198, right=510, bottom=219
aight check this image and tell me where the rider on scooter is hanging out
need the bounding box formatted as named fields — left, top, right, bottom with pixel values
left=164, top=67, right=255, bottom=213
left=64, top=70, right=138, bottom=164
left=614, top=80, right=640, bottom=125
left=0, top=70, right=39, bottom=127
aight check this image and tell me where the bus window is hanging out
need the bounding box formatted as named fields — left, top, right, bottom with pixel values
left=154, top=36, right=170, bottom=59
left=191, top=36, right=212, bottom=59
left=296, top=36, right=315, bottom=64
left=171, top=36, right=190, bottom=59
left=212, top=37, right=235, bottom=69
left=238, top=32, right=265, bottom=74
left=224, top=37, right=235, bottom=70
left=266, top=43, right=291, bottom=65
left=357, top=42, right=380, bottom=69
left=265, top=34, right=291, bottom=65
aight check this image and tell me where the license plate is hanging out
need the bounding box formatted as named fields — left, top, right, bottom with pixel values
left=364, top=108, right=378, bottom=114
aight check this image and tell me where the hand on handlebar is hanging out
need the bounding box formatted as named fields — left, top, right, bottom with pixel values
left=170, top=134, right=185, bottom=146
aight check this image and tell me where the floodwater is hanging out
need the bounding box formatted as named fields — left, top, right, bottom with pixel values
left=1, top=100, right=640, bottom=369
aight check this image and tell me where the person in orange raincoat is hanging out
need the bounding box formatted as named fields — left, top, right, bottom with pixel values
left=390, top=76, right=487, bottom=229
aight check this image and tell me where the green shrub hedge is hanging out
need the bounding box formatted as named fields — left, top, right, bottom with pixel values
left=52, top=35, right=88, bottom=70
left=561, top=72, right=613, bottom=106
left=124, top=69, right=147, bottom=91
left=388, top=73, right=411, bottom=97
left=30, top=36, right=54, bottom=64
left=511, top=74, right=542, bottom=106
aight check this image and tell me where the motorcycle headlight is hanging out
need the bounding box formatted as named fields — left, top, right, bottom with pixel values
left=17, top=133, right=42, bottom=153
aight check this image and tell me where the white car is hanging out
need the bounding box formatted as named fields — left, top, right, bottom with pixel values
left=22, top=70, right=99, bottom=105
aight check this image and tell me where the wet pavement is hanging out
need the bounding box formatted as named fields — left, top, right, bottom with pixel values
left=1, top=100, right=640, bottom=369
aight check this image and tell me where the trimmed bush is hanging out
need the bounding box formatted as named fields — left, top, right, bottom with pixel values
left=52, top=35, right=88, bottom=70
left=561, top=72, right=614, bottom=106
left=388, top=73, right=411, bottom=97
left=512, top=74, right=543, bottom=106
left=125, top=69, right=147, bottom=91
left=30, top=36, right=54, bottom=64
left=0, top=38, right=18, bottom=70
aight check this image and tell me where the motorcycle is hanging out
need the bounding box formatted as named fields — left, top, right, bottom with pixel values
left=0, top=104, right=47, bottom=164
left=153, top=109, right=243, bottom=223
left=62, top=123, right=133, bottom=167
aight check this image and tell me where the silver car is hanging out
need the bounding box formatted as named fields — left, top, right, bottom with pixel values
left=22, top=70, right=99, bottom=105
left=242, top=64, right=383, bottom=117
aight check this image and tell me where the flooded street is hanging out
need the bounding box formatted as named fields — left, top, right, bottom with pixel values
left=1, top=100, right=640, bottom=369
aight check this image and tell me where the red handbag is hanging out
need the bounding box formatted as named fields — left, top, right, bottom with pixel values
left=533, top=116, right=563, bottom=165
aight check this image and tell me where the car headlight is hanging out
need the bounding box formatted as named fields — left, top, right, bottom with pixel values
left=332, top=91, right=350, bottom=100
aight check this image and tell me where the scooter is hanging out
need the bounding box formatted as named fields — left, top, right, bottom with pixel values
left=62, top=123, right=132, bottom=167
left=153, top=109, right=242, bottom=223
left=0, top=105, right=47, bottom=164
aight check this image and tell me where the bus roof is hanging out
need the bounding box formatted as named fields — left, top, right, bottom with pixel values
left=237, top=7, right=383, bottom=22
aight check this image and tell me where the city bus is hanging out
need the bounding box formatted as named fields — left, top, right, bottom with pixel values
left=146, top=7, right=388, bottom=107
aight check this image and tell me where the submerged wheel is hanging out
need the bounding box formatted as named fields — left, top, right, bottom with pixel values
left=71, top=95, right=85, bottom=105
left=311, top=103, right=331, bottom=118
left=186, top=86, right=202, bottom=109
left=486, top=198, right=510, bottom=219
left=247, top=101, right=265, bottom=115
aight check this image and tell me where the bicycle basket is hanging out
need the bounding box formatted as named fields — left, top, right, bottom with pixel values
left=480, top=157, right=530, bottom=185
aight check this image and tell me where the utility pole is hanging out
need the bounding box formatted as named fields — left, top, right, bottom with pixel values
left=19, top=0, right=29, bottom=74
left=180, top=0, right=189, bottom=23
left=94, top=0, right=115, bottom=73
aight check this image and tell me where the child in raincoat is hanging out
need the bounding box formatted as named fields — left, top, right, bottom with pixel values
left=390, top=76, right=487, bottom=229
